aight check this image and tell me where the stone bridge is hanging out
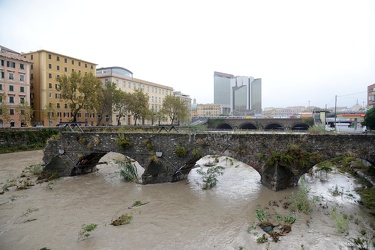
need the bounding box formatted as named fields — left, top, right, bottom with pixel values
left=42, top=131, right=375, bottom=191
left=209, top=118, right=310, bottom=130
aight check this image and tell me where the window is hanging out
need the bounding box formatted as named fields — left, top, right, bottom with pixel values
left=20, top=63, right=24, bottom=70
left=57, top=103, right=60, bottom=108
left=9, top=85, right=14, bottom=91
left=56, top=75, right=60, bottom=79
left=20, top=97, right=25, bottom=104
left=49, top=83, right=52, bottom=88
left=9, top=72, right=14, bottom=80
left=133, top=83, right=136, bottom=90
left=30, top=73, right=33, bottom=79
left=64, top=67, right=67, bottom=72
left=0, top=84, right=2, bottom=90
left=85, top=63, right=87, bottom=68
left=72, top=60, right=74, bottom=65
left=48, top=54, right=52, bottom=59
left=10, top=109, right=14, bottom=115
left=57, top=56, right=60, bottom=61
left=48, top=64, right=52, bottom=69
left=78, top=62, right=81, bottom=66
left=57, top=65, right=60, bottom=70
left=64, top=104, right=68, bottom=108
left=48, top=93, right=52, bottom=98
left=21, top=110, right=25, bottom=115
left=7, top=61, right=15, bottom=68
left=72, top=69, right=74, bottom=72
left=20, top=86, right=24, bottom=92
left=55, top=93, right=61, bottom=98
left=1, top=60, right=4, bottom=66
left=91, top=65, right=93, bottom=69
left=128, top=82, right=131, bottom=88
left=116, top=80, right=119, bottom=86
left=31, top=55, right=33, bottom=60
left=30, top=93, right=34, bottom=99
left=20, top=75, right=24, bottom=82
left=9, top=96, right=14, bottom=103
left=122, top=81, right=126, bottom=88
left=31, top=65, right=33, bottom=69
left=49, top=73, right=52, bottom=78
left=55, top=84, right=60, bottom=90
left=1, top=72, right=4, bottom=79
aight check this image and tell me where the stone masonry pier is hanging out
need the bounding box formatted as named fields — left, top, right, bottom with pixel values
left=42, top=132, right=375, bottom=191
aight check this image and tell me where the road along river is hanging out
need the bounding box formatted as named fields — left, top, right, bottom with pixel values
left=0, top=150, right=374, bottom=249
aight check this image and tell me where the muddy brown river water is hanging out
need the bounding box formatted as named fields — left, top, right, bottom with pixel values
left=0, top=150, right=374, bottom=250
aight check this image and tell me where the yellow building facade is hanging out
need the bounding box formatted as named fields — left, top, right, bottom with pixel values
left=96, top=67, right=173, bottom=125
left=22, top=50, right=97, bottom=126
left=196, top=103, right=221, bottom=117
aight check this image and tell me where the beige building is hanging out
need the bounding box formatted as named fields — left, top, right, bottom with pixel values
left=96, top=67, right=174, bottom=125
left=0, top=45, right=32, bottom=127
left=22, top=50, right=97, bottom=126
left=196, top=103, right=221, bottom=117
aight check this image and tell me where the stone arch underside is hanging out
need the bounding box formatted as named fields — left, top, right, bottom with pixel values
left=172, top=154, right=262, bottom=182
left=216, top=123, right=233, bottom=129
left=264, top=123, right=284, bottom=130
left=239, top=122, right=257, bottom=130
left=291, top=123, right=309, bottom=130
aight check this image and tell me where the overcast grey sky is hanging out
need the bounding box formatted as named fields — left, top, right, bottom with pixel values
left=1, top=0, right=374, bottom=109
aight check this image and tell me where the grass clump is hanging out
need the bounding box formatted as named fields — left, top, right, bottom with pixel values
left=289, top=179, right=314, bottom=214
left=111, top=213, right=133, bottom=226
left=331, top=206, right=349, bottom=233
left=255, top=207, right=269, bottom=222
left=118, top=160, right=138, bottom=182
left=196, top=165, right=225, bottom=190
left=26, top=164, right=44, bottom=176
left=77, top=223, right=97, bottom=241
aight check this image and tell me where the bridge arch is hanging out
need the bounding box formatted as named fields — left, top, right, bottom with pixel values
left=291, top=123, right=309, bottom=131
left=264, top=123, right=284, bottom=130
left=216, top=123, right=233, bottom=130
left=239, top=122, right=257, bottom=130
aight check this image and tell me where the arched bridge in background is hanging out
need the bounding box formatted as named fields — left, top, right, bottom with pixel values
left=42, top=131, right=375, bottom=191
left=208, top=117, right=310, bottom=131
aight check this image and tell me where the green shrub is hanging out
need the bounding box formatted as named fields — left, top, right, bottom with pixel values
left=116, top=134, right=132, bottom=149
left=118, top=160, right=138, bottom=182
left=174, top=145, right=187, bottom=158
left=196, top=165, right=225, bottom=190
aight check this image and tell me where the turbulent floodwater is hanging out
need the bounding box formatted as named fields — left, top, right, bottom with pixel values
left=0, top=150, right=374, bottom=250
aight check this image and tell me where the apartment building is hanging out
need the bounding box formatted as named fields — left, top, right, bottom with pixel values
left=22, top=50, right=97, bottom=126
left=0, top=45, right=32, bottom=127
left=96, top=66, right=174, bottom=125
left=368, top=83, right=375, bottom=108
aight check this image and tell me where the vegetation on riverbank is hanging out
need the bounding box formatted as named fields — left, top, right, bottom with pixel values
left=0, top=129, right=59, bottom=154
